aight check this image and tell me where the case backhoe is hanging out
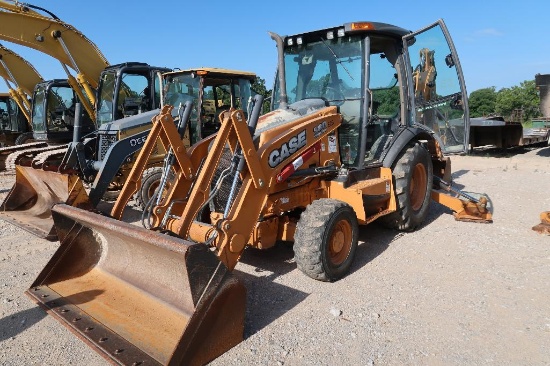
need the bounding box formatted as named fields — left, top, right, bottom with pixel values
left=27, top=20, right=492, bottom=365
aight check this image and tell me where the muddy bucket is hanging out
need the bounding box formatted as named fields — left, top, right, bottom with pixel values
left=0, top=165, right=91, bottom=240
left=26, top=204, right=246, bottom=366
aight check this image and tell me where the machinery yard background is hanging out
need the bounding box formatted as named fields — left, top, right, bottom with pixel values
left=1, top=146, right=549, bottom=365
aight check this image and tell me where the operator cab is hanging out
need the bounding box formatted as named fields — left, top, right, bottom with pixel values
left=0, top=94, right=25, bottom=134
left=30, top=80, right=95, bottom=143
left=272, top=20, right=468, bottom=168
left=95, top=62, right=171, bottom=127
left=162, top=68, right=256, bottom=145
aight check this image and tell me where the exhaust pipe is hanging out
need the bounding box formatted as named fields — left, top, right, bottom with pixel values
left=269, top=32, right=288, bottom=110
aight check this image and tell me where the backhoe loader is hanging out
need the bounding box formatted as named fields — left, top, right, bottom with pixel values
left=27, top=20, right=492, bottom=365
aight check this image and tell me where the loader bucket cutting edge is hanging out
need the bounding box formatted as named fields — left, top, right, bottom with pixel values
left=0, top=166, right=91, bottom=240
left=26, top=204, right=246, bottom=366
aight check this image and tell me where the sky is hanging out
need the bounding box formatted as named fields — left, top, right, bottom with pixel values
left=1, top=0, right=550, bottom=95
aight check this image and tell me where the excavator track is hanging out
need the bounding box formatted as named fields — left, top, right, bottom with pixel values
left=4, top=144, right=68, bottom=170
left=0, top=141, right=48, bottom=170
left=31, top=147, right=69, bottom=170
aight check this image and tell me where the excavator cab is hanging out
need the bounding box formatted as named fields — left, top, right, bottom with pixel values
left=30, top=79, right=95, bottom=143
left=0, top=93, right=27, bottom=143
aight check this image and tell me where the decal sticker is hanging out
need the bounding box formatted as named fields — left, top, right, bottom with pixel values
left=313, top=121, right=327, bottom=138
left=268, top=130, right=307, bottom=168
left=328, top=134, right=337, bottom=153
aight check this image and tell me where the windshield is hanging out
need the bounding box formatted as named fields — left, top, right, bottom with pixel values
left=97, top=71, right=116, bottom=125
left=31, top=85, right=47, bottom=132
left=164, top=73, right=253, bottom=144
left=0, top=98, right=9, bottom=130
left=273, top=35, right=363, bottom=107
left=97, top=71, right=150, bottom=126
left=45, top=86, right=76, bottom=132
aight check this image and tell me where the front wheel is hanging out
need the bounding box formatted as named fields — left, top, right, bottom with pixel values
left=135, top=167, right=174, bottom=210
left=380, top=142, right=433, bottom=231
left=294, top=199, right=358, bottom=282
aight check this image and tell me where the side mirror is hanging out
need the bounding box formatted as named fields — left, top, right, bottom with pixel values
left=445, top=53, right=455, bottom=68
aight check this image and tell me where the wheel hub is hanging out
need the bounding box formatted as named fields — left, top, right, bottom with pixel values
left=329, top=220, right=352, bottom=265
left=410, top=162, right=427, bottom=211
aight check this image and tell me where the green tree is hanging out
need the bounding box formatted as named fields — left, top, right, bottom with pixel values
left=469, top=87, right=497, bottom=117
left=372, top=86, right=400, bottom=115
left=251, top=76, right=272, bottom=114
left=495, top=80, right=540, bottom=122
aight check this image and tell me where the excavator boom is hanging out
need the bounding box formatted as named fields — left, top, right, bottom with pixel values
left=0, top=3, right=110, bottom=116
left=0, top=43, right=43, bottom=95
left=0, top=43, right=43, bottom=120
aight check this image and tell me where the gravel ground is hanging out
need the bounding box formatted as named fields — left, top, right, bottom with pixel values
left=0, top=146, right=549, bottom=365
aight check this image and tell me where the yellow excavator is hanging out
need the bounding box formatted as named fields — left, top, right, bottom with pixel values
left=0, top=43, right=43, bottom=151
left=27, top=20, right=492, bottom=365
left=0, top=0, right=107, bottom=167
left=0, top=2, right=179, bottom=239
left=0, top=0, right=108, bottom=117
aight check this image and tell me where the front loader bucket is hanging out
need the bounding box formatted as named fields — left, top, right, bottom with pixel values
left=26, top=204, right=246, bottom=366
left=0, top=166, right=91, bottom=240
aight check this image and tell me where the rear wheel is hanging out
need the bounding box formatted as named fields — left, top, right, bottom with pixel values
left=381, top=142, right=433, bottom=231
left=294, top=199, right=358, bottom=282
left=15, top=132, right=34, bottom=145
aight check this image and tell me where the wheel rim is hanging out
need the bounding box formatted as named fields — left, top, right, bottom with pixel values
left=410, top=162, right=428, bottom=211
left=148, top=181, right=161, bottom=201
left=328, top=219, right=352, bottom=266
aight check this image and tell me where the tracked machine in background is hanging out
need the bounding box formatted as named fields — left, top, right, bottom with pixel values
left=27, top=20, right=492, bottom=365
left=0, top=1, right=108, bottom=168
left=0, top=43, right=45, bottom=167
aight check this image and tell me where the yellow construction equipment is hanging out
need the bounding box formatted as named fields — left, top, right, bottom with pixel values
left=0, top=43, right=43, bottom=123
left=0, top=0, right=109, bottom=117
left=0, top=67, right=256, bottom=240
left=533, top=211, right=550, bottom=235
left=0, top=43, right=44, bottom=161
left=27, top=20, right=492, bottom=365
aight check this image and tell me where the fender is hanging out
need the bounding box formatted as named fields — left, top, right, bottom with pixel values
left=381, top=126, right=434, bottom=168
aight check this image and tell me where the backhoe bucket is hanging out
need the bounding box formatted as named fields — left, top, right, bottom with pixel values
left=532, top=211, right=550, bottom=235
left=26, top=204, right=246, bottom=366
left=0, top=166, right=92, bottom=240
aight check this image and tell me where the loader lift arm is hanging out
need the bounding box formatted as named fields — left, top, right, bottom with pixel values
left=0, top=2, right=110, bottom=119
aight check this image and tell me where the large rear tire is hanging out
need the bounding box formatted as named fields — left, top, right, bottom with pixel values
left=15, top=132, right=34, bottom=145
left=294, top=199, right=358, bottom=282
left=381, top=142, right=433, bottom=231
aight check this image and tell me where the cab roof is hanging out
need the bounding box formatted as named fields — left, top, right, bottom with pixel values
left=164, top=67, right=257, bottom=81
left=281, top=21, right=411, bottom=43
